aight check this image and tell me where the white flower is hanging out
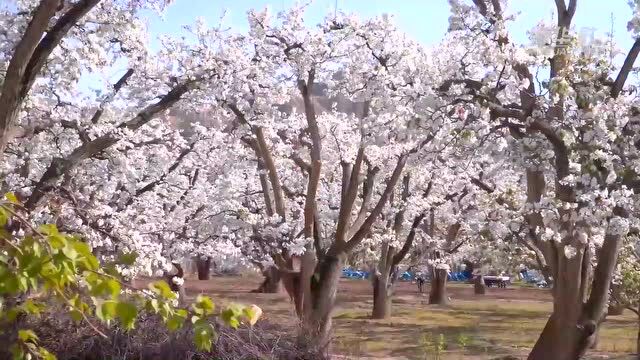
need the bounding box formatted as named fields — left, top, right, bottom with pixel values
left=172, top=276, right=184, bottom=286
left=608, top=216, right=630, bottom=236
left=564, top=245, right=577, bottom=259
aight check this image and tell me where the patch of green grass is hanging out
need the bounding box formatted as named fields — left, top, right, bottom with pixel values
left=330, top=299, right=636, bottom=359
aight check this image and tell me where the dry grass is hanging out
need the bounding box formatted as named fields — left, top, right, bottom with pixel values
left=133, top=275, right=638, bottom=360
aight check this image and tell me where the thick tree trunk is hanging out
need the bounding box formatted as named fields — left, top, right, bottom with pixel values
left=637, top=317, right=640, bottom=357
left=527, top=312, right=593, bottom=360
left=528, top=243, right=603, bottom=360
left=301, top=253, right=344, bottom=351
left=371, top=274, right=392, bottom=319
left=196, top=256, right=211, bottom=280
left=636, top=306, right=640, bottom=356
left=282, top=271, right=303, bottom=316
left=474, top=275, right=486, bottom=295
left=429, top=268, right=448, bottom=305
left=253, top=266, right=281, bottom=293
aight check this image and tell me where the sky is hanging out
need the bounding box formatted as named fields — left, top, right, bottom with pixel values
left=145, top=0, right=635, bottom=50
left=78, top=0, right=637, bottom=94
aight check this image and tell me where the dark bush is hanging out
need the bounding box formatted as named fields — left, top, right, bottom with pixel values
left=16, top=305, right=324, bottom=360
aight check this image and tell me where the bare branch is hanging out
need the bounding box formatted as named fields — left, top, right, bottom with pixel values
left=612, top=38, right=640, bottom=99
left=336, top=146, right=365, bottom=243
left=25, top=80, right=196, bottom=210
left=344, top=154, right=408, bottom=253
left=347, top=164, right=380, bottom=238
left=128, top=141, right=197, bottom=203
left=91, top=68, right=134, bottom=124
left=391, top=213, right=426, bottom=267
left=472, top=0, right=488, bottom=17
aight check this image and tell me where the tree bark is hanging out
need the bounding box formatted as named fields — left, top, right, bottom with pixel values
left=636, top=310, right=640, bottom=357
left=474, top=275, right=486, bottom=295
left=607, top=284, right=625, bottom=315
left=281, top=271, right=303, bottom=316
left=165, top=263, right=186, bottom=304
left=527, top=240, right=608, bottom=360
left=607, top=303, right=625, bottom=316
left=371, top=273, right=392, bottom=319
left=527, top=312, right=591, bottom=360
left=299, top=253, right=344, bottom=351
left=196, top=256, right=211, bottom=280
left=253, top=266, right=281, bottom=293
left=0, top=0, right=61, bottom=155
left=429, top=268, right=448, bottom=305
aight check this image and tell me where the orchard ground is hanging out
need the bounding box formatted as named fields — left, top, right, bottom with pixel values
left=133, top=275, right=637, bottom=359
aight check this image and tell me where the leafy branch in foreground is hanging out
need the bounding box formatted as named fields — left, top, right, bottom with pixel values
left=0, top=193, right=261, bottom=360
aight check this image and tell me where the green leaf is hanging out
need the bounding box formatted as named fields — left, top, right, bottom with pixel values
left=103, top=263, right=120, bottom=278
left=117, top=251, right=138, bottom=266
left=104, top=279, right=121, bottom=299
left=18, top=329, right=39, bottom=343
left=193, top=323, right=215, bottom=352
left=48, top=234, right=67, bottom=250
left=221, top=308, right=240, bottom=329
left=61, top=242, right=78, bottom=259
left=96, top=300, right=117, bottom=322
left=38, top=224, right=59, bottom=236
left=21, top=300, right=44, bottom=316
left=243, top=304, right=262, bottom=326
left=4, top=308, right=20, bottom=322
left=0, top=274, right=19, bottom=294
left=0, top=207, right=8, bottom=227
left=5, top=192, right=20, bottom=205
left=148, top=281, right=176, bottom=300
left=39, top=347, right=57, bottom=360
left=146, top=298, right=160, bottom=313
left=69, top=309, right=83, bottom=322
left=166, top=307, right=188, bottom=331
left=192, top=295, right=215, bottom=316
left=167, top=314, right=185, bottom=331
left=73, top=241, right=99, bottom=270
left=116, top=302, right=137, bottom=330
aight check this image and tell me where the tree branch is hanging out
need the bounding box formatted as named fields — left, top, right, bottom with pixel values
left=20, top=0, right=102, bottom=100
left=25, top=80, right=196, bottom=210
left=336, top=146, right=365, bottom=243
left=612, top=38, right=640, bottom=99
left=0, top=0, right=62, bottom=153
left=344, top=154, right=408, bottom=253
left=391, top=213, right=426, bottom=267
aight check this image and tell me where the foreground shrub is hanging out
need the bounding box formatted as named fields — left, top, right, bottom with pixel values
left=0, top=194, right=259, bottom=359
left=26, top=305, right=324, bottom=360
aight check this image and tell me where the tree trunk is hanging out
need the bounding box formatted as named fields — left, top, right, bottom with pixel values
left=607, top=284, right=625, bottom=315
left=429, top=268, right=448, bottom=305
left=527, top=244, right=602, bottom=360
left=371, top=274, right=392, bottom=319
left=253, top=266, right=281, bottom=293
left=196, top=256, right=211, bottom=280
left=636, top=306, right=640, bottom=356
left=165, top=263, right=186, bottom=304
left=527, top=312, right=594, bottom=360
left=282, top=271, right=303, bottom=316
left=474, top=275, right=486, bottom=295
left=301, top=253, right=344, bottom=351
left=607, top=303, right=625, bottom=316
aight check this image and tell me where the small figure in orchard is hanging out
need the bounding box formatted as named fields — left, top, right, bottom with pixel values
left=416, top=274, right=425, bottom=293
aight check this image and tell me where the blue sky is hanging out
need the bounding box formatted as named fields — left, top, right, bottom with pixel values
left=80, top=1, right=637, bottom=94
left=145, top=0, right=635, bottom=50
